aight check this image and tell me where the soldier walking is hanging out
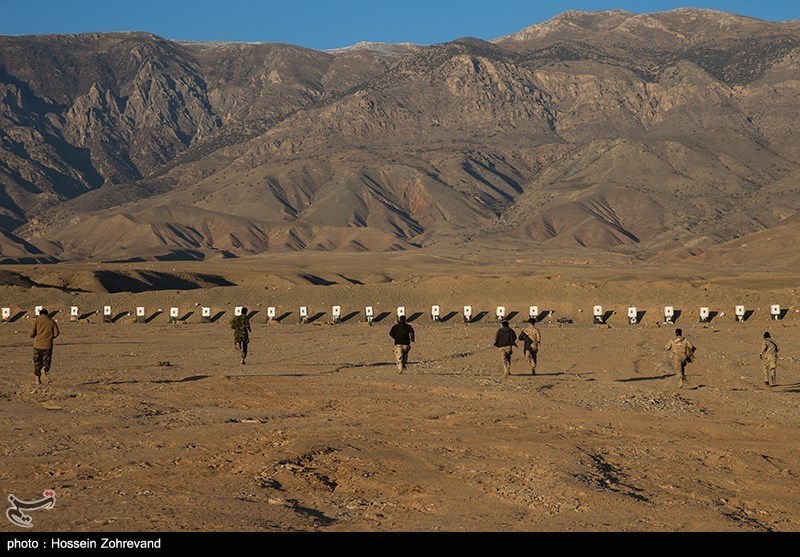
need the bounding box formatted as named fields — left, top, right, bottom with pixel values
left=230, top=307, right=251, bottom=365
left=519, top=317, right=542, bottom=375
left=389, top=315, right=415, bottom=373
left=494, top=320, right=517, bottom=376
left=665, top=328, right=695, bottom=389
left=30, top=308, right=60, bottom=385
left=761, top=332, right=778, bottom=387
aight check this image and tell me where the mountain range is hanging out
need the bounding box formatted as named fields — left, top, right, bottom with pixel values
left=1, top=8, right=799, bottom=265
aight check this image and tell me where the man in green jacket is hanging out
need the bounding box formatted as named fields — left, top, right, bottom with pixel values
left=30, top=308, right=60, bottom=384
left=761, top=332, right=778, bottom=387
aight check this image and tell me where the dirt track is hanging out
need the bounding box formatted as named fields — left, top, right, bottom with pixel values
left=1, top=288, right=799, bottom=531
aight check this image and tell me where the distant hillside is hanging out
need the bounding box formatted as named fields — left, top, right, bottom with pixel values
left=1, top=9, right=799, bottom=264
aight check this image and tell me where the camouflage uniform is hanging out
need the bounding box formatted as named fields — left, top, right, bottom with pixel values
left=230, top=314, right=251, bottom=364
left=498, top=346, right=513, bottom=375
left=761, top=338, right=778, bottom=386
left=665, top=335, right=695, bottom=388
left=519, top=324, right=542, bottom=375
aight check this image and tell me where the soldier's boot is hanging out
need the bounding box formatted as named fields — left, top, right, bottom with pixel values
left=40, top=370, right=48, bottom=384
left=35, top=372, right=42, bottom=385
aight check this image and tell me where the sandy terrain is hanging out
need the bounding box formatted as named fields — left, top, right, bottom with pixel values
left=1, top=254, right=799, bottom=532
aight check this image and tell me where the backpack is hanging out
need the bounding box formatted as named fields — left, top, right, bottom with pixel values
left=770, top=339, right=778, bottom=354
left=684, top=342, right=696, bottom=363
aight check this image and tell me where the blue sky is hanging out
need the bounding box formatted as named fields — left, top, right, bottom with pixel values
left=2, top=1, right=798, bottom=50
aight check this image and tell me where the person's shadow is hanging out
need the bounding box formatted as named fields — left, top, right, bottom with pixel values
left=617, top=374, right=673, bottom=383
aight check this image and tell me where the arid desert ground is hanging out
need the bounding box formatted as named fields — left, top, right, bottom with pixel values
left=1, top=251, right=799, bottom=532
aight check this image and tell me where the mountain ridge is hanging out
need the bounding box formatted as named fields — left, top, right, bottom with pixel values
left=1, top=9, right=799, bottom=265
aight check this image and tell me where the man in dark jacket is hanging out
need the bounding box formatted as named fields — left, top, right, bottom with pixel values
left=494, top=320, right=517, bottom=376
left=389, top=315, right=415, bottom=373
left=30, top=308, right=60, bottom=384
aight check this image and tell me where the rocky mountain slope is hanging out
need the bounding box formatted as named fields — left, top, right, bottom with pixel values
left=1, top=9, right=799, bottom=264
